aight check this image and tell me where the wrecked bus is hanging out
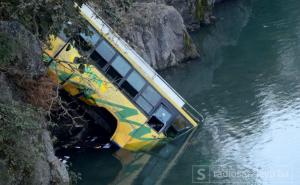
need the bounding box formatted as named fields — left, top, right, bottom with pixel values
left=43, top=4, right=203, bottom=151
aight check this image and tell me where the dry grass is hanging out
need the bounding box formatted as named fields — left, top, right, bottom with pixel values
left=21, top=75, right=58, bottom=110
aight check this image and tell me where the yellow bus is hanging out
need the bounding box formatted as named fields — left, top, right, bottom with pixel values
left=43, top=4, right=203, bottom=151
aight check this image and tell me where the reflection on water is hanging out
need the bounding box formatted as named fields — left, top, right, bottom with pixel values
left=70, top=0, right=300, bottom=184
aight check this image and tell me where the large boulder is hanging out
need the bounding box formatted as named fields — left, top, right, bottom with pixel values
left=118, top=3, right=199, bottom=70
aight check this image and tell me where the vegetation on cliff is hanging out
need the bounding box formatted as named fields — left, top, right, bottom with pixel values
left=0, top=20, right=72, bottom=184
left=0, top=103, right=44, bottom=184
left=195, top=0, right=212, bottom=22
left=0, top=0, right=89, bottom=39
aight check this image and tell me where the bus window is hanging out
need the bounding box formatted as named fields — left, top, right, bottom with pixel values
left=121, top=71, right=145, bottom=98
left=153, top=105, right=172, bottom=124
left=74, top=35, right=93, bottom=52
left=142, top=86, right=161, bottom=107
left=165, top=115, right=192, bottom=138
left=90, top=50, right=107, bottom=69
left=73, top=26, right=101, bottom=52
left=94, top=40, right=116, bottom=62
left=106, top=55, right=131, bottom=83
left=111, top=56, right=131, bottom=76
left=172, top=115, right=191, bottom=132
left=136, top=96, right=153, bottom=114
left=148, top=105, right=172, bottom=132
left=80, top=26, right=100, bottom=46
left=135, top=85, right=161, bottom=115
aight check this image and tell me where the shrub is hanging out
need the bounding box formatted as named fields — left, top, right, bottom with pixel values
left=0, top=102, right=44, bottom=184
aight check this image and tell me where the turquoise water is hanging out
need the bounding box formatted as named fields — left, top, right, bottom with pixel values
left=70, top=0, right=300, bottom=184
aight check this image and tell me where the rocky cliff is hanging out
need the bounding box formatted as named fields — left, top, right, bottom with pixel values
left=119, top=2, right=199, bottom=69
left=0, top=21, right=69, bottom=185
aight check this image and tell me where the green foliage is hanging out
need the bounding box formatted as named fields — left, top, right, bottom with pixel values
left=0, top=102, right=44, bottom=184
left=0, top=0, right=134, bottom=44
left=195, top=0, right=210, bottom=22
left=0, top=0, right=89, bottom=40
left=68, top=167, right=82, bottom=185
left=183, top=30, right=193, bottom=52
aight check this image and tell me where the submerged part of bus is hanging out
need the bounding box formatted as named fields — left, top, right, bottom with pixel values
left=43, top=4, right=203, bottom=151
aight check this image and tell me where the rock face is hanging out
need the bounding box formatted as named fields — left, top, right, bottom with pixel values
left=164, top=0, right=213, bottom=30
left=137, top=0, right=225, bottom=30
left=93, top=1, right=199, bottom=70
left=0, top=21, right=69, bottom=185
left=120, top=3, right=199, bottom=70
left=94, top=0, right=227, bottom=70
left=0, top=21, right=45, bottom=76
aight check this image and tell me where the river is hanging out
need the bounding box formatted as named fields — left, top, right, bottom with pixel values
left=69, top=0, right=300, bottom=184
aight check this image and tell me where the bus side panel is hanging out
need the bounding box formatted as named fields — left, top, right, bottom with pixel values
left=44, top=36, right=67, bottom=58
left=44, top=39, right=165, bottom=151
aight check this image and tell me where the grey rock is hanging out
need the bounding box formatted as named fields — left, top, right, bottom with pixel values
left=139, top=0, right=227, bottom=30
left=26, top=130, right=70, bottom=185
left=32, top=157, right=51, bottom=185
left=43, top=131, right=70, bottom=185
left=165, top=0, right=215, bottom=30
left=0, top=21, right=46, bottom=77
left=119, top=3, right=199, bottom=70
